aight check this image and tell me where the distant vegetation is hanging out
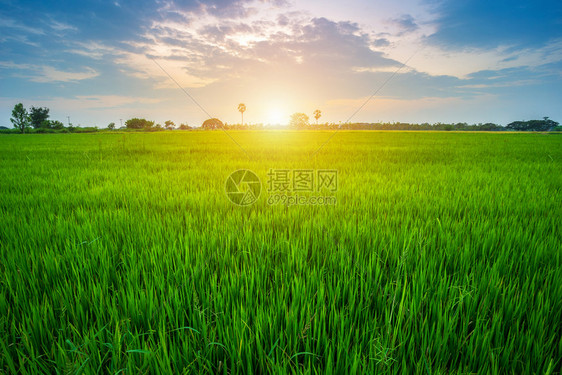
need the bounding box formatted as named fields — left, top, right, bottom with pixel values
left=201, top=118, right=224, bottom=130
left=505, top=117, right=560, bottom=132
left=3, top=103, right=560, bottom=134
left=125, top=118, right=156, bottom=130
left=289, top=112, right=310, bottom=128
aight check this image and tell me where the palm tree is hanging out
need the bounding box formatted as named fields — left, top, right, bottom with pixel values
left=238, top=103, right=246, bottom=126
left=314, top=109, right=321, bottom=125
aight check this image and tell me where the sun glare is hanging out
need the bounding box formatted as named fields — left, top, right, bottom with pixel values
left=267, top=110, right=286, bottom=125
left=265, top=100, right=290, bottom=125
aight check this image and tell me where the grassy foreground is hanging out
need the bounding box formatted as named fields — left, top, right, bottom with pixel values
left=1, top=131, right=561, bottom=374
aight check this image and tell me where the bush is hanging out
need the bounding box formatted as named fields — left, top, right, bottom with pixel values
left=72, top=127, right=99, bottom=133
left=32, top=128, right=56, bottom=134
left=125, top=118, right=155, bottom=130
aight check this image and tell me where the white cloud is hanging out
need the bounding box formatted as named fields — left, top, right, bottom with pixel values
left=353, top=65, right=414, bottom=74
left=405, top=38, right=562, bottom=79
left=0, top=16, right=44, bottom=35
left=0, top=61, right=99, bottom=82
left=114, top=50, right=219, bottom=89
left=65, top=41, right=119, bottom=60
left=60, top=95, right=162, bottom=109
left=48, top=19, right=77, bottom=32
left=31, top=66, right=99, bottom=83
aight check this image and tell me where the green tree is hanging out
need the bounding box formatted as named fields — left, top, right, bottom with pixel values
left=125, top=118, right=155, bottom=129
left=289, top=112, right=309, bottom=129
left=29, top=106, right=50, bottom=128
left=10, top=103, right=29, bottom=133
left=506, top=117, right=559, bottom=131
left=202, top=118, right=224, bottom=130
left=107, top=122, right=115, bottom=130
left=51, top=120, right=65, bottom=130
left=238, top=103, right=246, bottom=126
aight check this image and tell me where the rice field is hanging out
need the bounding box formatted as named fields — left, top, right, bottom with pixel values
left=1, top=131, right=561, bottom=374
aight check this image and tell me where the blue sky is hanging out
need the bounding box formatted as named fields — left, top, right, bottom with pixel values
left=1, top=0, right=561, bottom=127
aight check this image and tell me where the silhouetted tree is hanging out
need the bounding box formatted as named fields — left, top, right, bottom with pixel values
left=478, top=122, right=502, bottom=131
left=289, top=113, right=309, bottom=129
left=202, top=118, right=224, bottom=130
left=314, top=109, right=321, bottom=125
left=29, top=106, right=50, bottom=128
left=179, top=123, right=192, bottom=130
left=164, top=120, right=175, bottom=130
left=238, top=103, right=246, bottom=126
left=10, top=103, right=29, bottom=133
left=107, top=122, right=116, bottom=130
left=506, top=117, right=559, bottom=131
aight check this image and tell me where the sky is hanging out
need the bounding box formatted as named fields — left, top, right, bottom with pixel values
left=1, top=0, right=561, bottom=127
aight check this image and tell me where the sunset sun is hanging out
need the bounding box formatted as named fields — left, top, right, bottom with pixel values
left=267, top=109, right=286, bottom=125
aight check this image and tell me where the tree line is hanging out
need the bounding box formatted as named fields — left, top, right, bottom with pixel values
left=285, top=112, right=560, bottom=132
left=5, top=103, right=561, bottom=133
left=9, top=103, right=65, bottom=132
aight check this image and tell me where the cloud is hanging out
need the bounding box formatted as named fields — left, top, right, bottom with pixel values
left=390, top=14, right=419, bottom=34
left=100, top=8, right=401, bottom=95
left=31, top=66, right=99, bottom=83
left=114, top=51, right=219, bottom=88
left=455, top=65, right=557, bottom=90
left=64, top=95, right=162, bottom=109
left=48, top=19, right=78, bottom=32
left=0, top=16, right=44, bottom=35
left=65, top=41, right=119, bottom=60
left=0, top=95, right=161, bottom=110
left=372, top=38, right=391, bottom=47
left=352, top=65, right=414, bottom=74
left=188, top=0, right=290, bottom=18
left=0, top=61, right=99, bottom=82
left=409, top=37, right=562, bottom=79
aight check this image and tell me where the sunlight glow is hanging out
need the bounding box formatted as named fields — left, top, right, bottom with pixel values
left=266, top=109, right=286, bottom=125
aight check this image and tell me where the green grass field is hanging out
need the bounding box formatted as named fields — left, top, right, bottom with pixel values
left=1, top=131, right=561, bottom=374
